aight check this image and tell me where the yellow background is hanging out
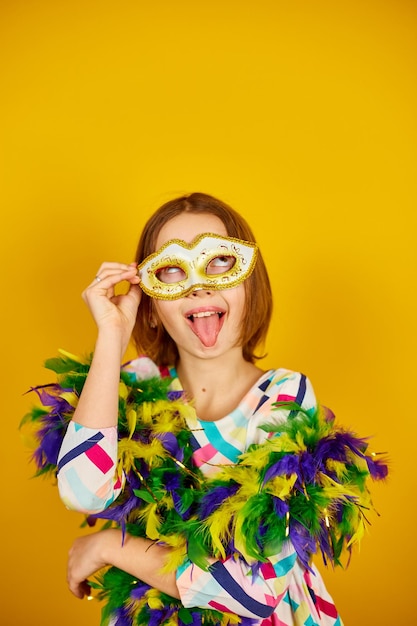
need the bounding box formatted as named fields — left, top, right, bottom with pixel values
left=2, top=1, right=416, bottom=624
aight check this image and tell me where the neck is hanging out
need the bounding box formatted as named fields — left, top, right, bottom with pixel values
left=176, top=349, right=264, bottom=421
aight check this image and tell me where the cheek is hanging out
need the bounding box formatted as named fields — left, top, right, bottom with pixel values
left=229, top=285, right=246, bottom=311
left=220, top=287, right=247, bottom=334
left=153, top=301, right=176, bottom=328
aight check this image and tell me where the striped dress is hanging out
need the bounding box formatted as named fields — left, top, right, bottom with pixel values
left=57, top=360, right=343, bottom=626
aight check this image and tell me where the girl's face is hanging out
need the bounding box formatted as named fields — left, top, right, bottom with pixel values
left=152, top=212, right=247, bottom=360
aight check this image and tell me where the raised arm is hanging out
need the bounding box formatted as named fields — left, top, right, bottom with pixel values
left=57, top=262, right=141, bottom=511
left=71, top=262, right=141, bottom=428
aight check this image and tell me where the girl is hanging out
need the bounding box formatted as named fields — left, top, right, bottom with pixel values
left=52, top=193, right=383, bottom=625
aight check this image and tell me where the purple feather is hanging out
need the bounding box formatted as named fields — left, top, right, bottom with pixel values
left=167, top=390, right=184, bottom=401
left=315, top=522, right=335, bottom=564
left=126, top=468, right=144, bottom=491
left=263, top=455, right=299, bottom=484
left=264, top=453, right=317, bottom=489
left=199, top=483, right=240, bottom=518
left=238, top=618, right=260, bottom=626
left=315, top=431, right=368, bottom=466
left=155, top=432, right=183, bottom=461
left=289, top=520, right=317, bottom=570
left=130, top=581, right=151, bottom=600
left=258, top=521, right=268, bottom=538
left=34, top=427, right=64, bottom=466
left=32, top=384, right=75, bottom=412
left=89, top=493, right=139, bottom=524
left=32, top=411, right=68, bottom=468
left=89, top=488, right=143, bottom=540
left=172, top=490, right=193, bottom=518
left=148, top=605, right=176, bottom=626
left=272, top=496, right=289, bottom=517
left=112, top=607, right=133, bottom=626
left=365, top=455, right=389, bottom=479
left=299, top=452, right=317, bottom=483
left=163, top=471, right=181, bottom=491
left=322, top=405, right=336, bottom=423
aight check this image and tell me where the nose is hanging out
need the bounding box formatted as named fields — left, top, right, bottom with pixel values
left=190, top=287, right=213, bottom=297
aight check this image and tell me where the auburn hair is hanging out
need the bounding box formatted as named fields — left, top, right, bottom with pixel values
left=132, top=192, right=273, bottom=365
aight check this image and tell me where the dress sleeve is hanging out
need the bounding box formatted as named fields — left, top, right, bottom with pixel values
left=246, top=369, right=318, bottom=447
left=57, top=422, right=124, bottom=514
left=56, top=356, right=161, bottom=513
left=273, top=369, right=317, bottom=414
left=176, top=542, right=299, bottom=619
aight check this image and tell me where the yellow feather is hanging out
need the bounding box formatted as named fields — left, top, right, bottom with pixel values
left=60, top=391, right=79, bottom=408
left=346, top=516, right=366, bottom=547
left=215, top=497, right=245, bottom=551
left=238, top=444, right=273, bottom=467
left=268, top=433, right=303, bottom=454
left=140, top=401, right=153, bottom=425
left=118, top=380, right=128, bottom=400
left=266, top=473, right=297, bottom=499
left=19, top=420, right=41, bottom=449
left=206, top=490, right=253, bottom=561
left=235, top=480, right=261, bottom=502
left=319, top=473, right=362, bottom=499
left=204, top=508, right=229, bottom=559
left=159, top=532, right=187, bottom=550
left=57, top=348, right=84, bottom=362
left=158, top=535, right=187, bottom=573
left=213, top=465, right=259, bottom=486
left=146, top=589, right=165, bottom=609
left=145, top=503, right=161, bottom=540
left=350, top=452, right=369, bottom=474
left=220, top=613, right=242, bottom=625
left=325, top=459, right=350, bottom=480
left=148, top=400, right=198, bottom=435
left=127, top=409, right=137, bottom=439
left=118, top=438, right=166, bottom=466
left=295, top=430, right=308, bottom=451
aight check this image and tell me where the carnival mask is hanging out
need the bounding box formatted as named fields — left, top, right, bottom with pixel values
left=138, top=233, right=258, bottom=300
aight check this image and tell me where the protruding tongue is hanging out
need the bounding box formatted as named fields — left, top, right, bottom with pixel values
left=191, top=313, right=221, bottom=347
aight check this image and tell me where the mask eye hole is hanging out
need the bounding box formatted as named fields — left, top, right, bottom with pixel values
left=155, top=266, right=187, bottom=284
left=206, top=255, right=236, bottom=276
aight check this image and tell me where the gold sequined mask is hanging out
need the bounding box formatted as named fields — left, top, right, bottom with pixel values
left=138, top=233, right=258, bottom=300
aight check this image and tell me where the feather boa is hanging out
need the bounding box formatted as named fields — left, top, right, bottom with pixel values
left=21, top=350, right=388, bottom=626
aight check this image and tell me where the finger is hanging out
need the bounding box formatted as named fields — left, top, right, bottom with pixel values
left=94, top=267, right=134, bottom=280
left=92, top=266, right=139, bottom=286
left=69, top=579, right=91, bottom=599
left=111, top=282, right=142, bottom=310
left=95, top=262, right=135, bottom=276
left=83, top=269, right=139, bottom=300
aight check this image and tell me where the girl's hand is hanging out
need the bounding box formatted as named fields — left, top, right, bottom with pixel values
left=82, top=262, right=142, bottom=347
left=67, top=530, right=119, bottom=599
left=66, top=529, right=180, bottom=600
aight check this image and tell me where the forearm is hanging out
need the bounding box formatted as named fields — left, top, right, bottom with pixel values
left=72, top=328, right=125, bottom=428
left=102, top=531, right=180, bottom=599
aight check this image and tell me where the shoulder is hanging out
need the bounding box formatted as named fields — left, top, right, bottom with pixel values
left=266, top=368, right=317, bottom=413
left=246, top=369, right=317, bottom=441
left=252, top=368, right=317, bottom=410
